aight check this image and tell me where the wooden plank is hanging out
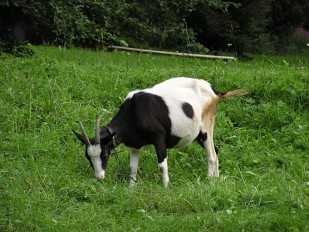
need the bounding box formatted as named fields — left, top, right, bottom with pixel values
left=109, top=45, right=237, bottom=61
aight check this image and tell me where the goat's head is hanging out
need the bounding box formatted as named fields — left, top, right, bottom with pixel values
left=73, top=115, right=115, bottom=180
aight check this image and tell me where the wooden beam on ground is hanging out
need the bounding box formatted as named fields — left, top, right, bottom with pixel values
left=109, top=45, right=237, bottom=61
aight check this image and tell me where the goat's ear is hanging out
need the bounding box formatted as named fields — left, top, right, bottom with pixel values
left=100, top=126, right=114, bottom=142
left=73, top=130, right=87, bottom=145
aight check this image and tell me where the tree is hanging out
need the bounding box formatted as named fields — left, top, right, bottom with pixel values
left=187, top=0, right=273, bottom=57
left=1, top=0, right=308, bottom=54
left=270, top=0, right=309, bottom=35
left=0, top=0, right=235, bottom=51
left=0, top=0, right=54, bottom=44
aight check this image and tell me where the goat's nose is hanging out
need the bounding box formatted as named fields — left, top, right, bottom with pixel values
left=96, top=171, right=105, bottom=180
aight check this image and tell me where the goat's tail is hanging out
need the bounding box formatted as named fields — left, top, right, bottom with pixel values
left=220, top=89, right=248, bottom=99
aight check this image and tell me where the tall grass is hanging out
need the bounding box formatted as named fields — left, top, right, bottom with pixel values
left=0, top=46, right=308, bottom=231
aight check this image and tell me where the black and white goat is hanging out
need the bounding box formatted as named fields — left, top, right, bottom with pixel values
left=74, top=77, right=247, bottom=186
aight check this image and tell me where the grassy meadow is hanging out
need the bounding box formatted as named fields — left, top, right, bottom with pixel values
left=0, top=46, right=308, bottom=231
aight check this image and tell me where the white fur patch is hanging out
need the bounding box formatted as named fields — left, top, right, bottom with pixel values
left=158, top=158, right=169, bottom=187
left=87, top=144, right=102, bottom=157
left=147, top=77, right=216, bottom=147
left=87, top=145, right=105, bottom=180
left=130, top=148, right=140, bottom=185
left=126, top=90, right=141, bottom=99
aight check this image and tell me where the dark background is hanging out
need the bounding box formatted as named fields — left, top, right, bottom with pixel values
left=1, top=0, right=309, bottom=56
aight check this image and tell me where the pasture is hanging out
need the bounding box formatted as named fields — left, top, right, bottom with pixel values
left=0, top=46, right=308, bottom=231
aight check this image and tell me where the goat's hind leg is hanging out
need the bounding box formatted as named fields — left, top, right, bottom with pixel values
left=204, top=130, right=219, bottom=177
left=202, top=101, right=219, bottom=177
left=197, top=130, right=219, bottom=177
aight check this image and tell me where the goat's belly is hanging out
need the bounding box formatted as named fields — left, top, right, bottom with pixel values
left=172, top=135, right=197, bottom=148
left=170, top=119, right=200, bottom=148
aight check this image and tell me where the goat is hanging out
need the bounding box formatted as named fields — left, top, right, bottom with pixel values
left=73, top=77, right=247, bottom=186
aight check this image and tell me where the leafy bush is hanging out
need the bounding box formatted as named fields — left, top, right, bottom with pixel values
left=0, top=40, right=35, bottom=57
left=0, top=0, right=226, bottom=51
left=279, top=31, right=309, bottom=54
left=1, top=0, right=308, bottom=54
left=50, top=1, right=110, bottom=48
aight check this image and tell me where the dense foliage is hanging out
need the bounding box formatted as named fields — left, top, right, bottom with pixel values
left=0, top=0, right=309, bottom=54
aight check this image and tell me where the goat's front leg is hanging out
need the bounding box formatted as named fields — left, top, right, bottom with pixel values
left=159, top=157, right=169, bottom=187
left=129, top=148, right=140, bottom=185
left=155, top=143, right=169, bottom=187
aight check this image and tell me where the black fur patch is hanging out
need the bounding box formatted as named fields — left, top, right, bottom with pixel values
left=215, top=145, right=219, bottom=155
left=182, top=102, right=194, bottom=119
left=196, top=131, right=207, bottom=148
left=108, top=91, right=181, bottom=149
left=195, top=132, right=218, bottom=155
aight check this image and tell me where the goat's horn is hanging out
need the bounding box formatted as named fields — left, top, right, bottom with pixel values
left=76, top=121, right=91, bottom=146
left=95, top=115, right=103, bottom=145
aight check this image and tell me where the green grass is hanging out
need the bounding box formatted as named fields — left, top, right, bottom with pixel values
left=0, top=46, right=308, bottom=231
